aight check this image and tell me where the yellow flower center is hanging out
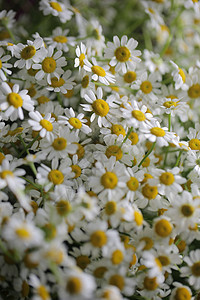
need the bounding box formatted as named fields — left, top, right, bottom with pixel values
left=132, top=110, right=146, bottom=121
left=50, top=77, right=65, bottom=87
left=105, top=145, right=123, bottom=160
left=56, top=200, right=71, bottom=216
left=64, top=89, right=74, bottom=98
left=159, top=172, right=174, bottom=185
left=140, top=237, right=154, bottom=250
left=71, top=164, right=82, bottom=178
left=127, top=177, right=139, bottom=191
left=128, top=132, right=138, bottom=145
left=22, top=280, right=29, bottom=298
left=7, top=92, right=23, bottom=108
left=37, top=96, right=50, bottom=104
left=79, top=53, right=85, bottom=67
left=27, top=67, right=38, bottom=76
left=142, top=184, right=158, bottom=199
left=101, top=171, right=118, bottom=189
left=141, top=173, right=153, bottom=184
left=150, top=127, right=165, bottom=137
left=111, top=249, right=124, bottom=265
left=155, top=219, right=172, bottom=237
left=46, top=249, right=64, bottom=265
left=92, top=99, right=109, bottom=117
left=21, top=45, right=36, bottom=60
left=43, top=223, right=56, bottom=240
left=188, top=84, right=200, bottom=98
left=0, top=59, right=2, bottom=69
left=91, top=65, right=106, bottom=77
left=53, top=35, right=67, bottom=43
left=134, top=211, right=143, bottom=226
left=175, top=287, right=191, bottom=300
left=189, top=138, right=200, bottom=150
left=40, top=119, right=53, bottom=131
left=76, top=255, right=90, bottom=270
left=27, top=85, right=37, bottom=98
left=124, top=71, right=137, bottom=83
left=48, top=170, right=64, bottom=185
left=81, top=75, right=89, bottom=88
left=192, top=262, right=200, bottom=277
left=42, top=57, right=56, bottom=73
left=158, top=255, right=170, bottom=266
left=93, top=267, right=107, bottom=278
left=15, top=227, right=30, bottom=239
left=115, top=46, right=131, bottom=62
left=50, top=1, right=62, bottom=11
left=142, top=156, right=150, bottom=167
left=73, top=142, right=85, bottom=159
left=91, top=230, right=107, bottom=247
left=111, top=124, right=126, bottom=136
left=105, top=201, right=117, bottom=215
left=178, top=68, right=186, bottom=83
left=69, top=117, right=82, bottom=129
left=181, top=204, right=194, bottom=217
left=1, top=170, right=13, bottom=179
left=143, top=277, right=158, bottom=291
left=37, top=285, right=50, bottom=300
left=52, top=137, right=67, bottom=150
left=0, top=153, right=5, bottom=164
left=7, top=127, right=23, bottom=137
left=140, top=80, right=153, bottom=94
left=177, top=240, right=186, bottom=253
left=163, top=100, right=177, bottom=108
left=109, top=274, right=124, bottom=291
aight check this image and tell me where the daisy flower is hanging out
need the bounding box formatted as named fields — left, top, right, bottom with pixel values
left=104, top=35, right=141, bottom=73
left=181, top=249, right=200, bottom=290
left=84, top=57, right=115, bottom=85
left=39, top=125, right=78, bottom=162
left=74, top=42, right=87, bottom=72
left=89, top=156, right=128, bottom=201
left=166, top=190, right=200, bottom=232
left=58, top=107, right=92, bottom=134
left=28, top=111, right=55, bottom=141
left=124, top=166, right=144, bottom=202
left=0, top=82, right=34, bottom=121
left=82, top=87, right=117, bottom=127
left=0, top=10, right=16, bottom=29
left=12, top=38, right=45, bottom=70
left=120, top=99, right=154, bottom=129
left=29, top=274, right=51, bottom=300
left=32, top=46, right=67, bottom=85
left=45, top=27, right=74, bottom=52
left=170, top=282, right=192, bottom=300
left=170, top=61, right=187, bottom=90
left=46, top=70, right=75, bottom=93
left=39, top=0, right=73, bottom=23
left=2, top=213, right=44, bottom=252
left=0, top=47, right=12, bottom=81
left=140, top=120, right=178, bottom=147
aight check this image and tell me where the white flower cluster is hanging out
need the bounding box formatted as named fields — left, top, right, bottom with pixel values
left=0, top=0, right=200, bottom=299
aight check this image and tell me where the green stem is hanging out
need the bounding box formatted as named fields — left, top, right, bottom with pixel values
left=57, top=93, right=63, bottom=107
left=1, top=22, right=17, bottom=44
left=160, top=34, right=173, bottom=57
left=168, top=113, right=171, bottom=132
left=120, top=126, right=133, bottom=148
left=21, top=177, right=41, bottom=190
left=174, top=150, right=183, bottom=167
left=138, top=142, right=156, bottom=167
left=18, top=133, right=40, bottom=158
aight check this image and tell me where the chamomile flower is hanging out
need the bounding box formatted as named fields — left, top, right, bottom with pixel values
left=32, top=46, right=67, bottom=85
left=13, top=38, right=45, bottom=70
left=0, top=47, right=12, bottom=81
left=58, top=107, right=92, bottom=134
left=46, top=70, right=75, bottom=93
left=170, top=61, right=187, bottom=90
left=84, top=57, right=115, bottom=85
left=39, top=0, right=73, bottom=23
left=82, top=87, right=117, bottom=127
left=0, top=82, right=34, bottom=121
left=28, top=111, right=55, bottom=141
left=29, top=274, right=51, bottom=300
left=167, top=190, right=200, bottom=232
left=170, top=282, right=192, bottom=300
left=181, top=249, right=200, bottom=290
left=74, top=43, right=87, bottom=72
left=141, top=120, right=178, bottom=147
left=39, top=125, right=78, bottom=162
left=104, top=35, right=141, bottom=73
left=45, top=27, right=74, bottom=52
left=124, top=166, right=144, bottom=202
